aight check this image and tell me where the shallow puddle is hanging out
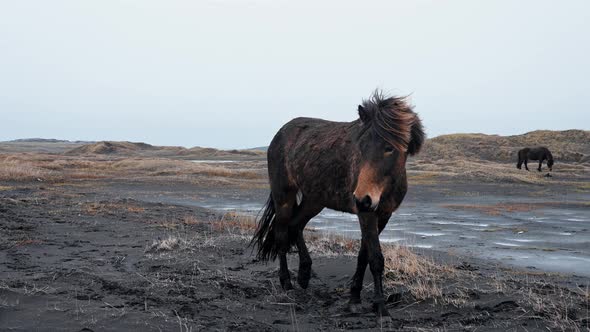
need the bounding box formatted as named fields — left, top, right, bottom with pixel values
left=147, top=194, right=590, bottom=276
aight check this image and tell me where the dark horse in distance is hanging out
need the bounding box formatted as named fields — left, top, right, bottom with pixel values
left=517, top=147, right=554, bottom=172
left=251, top=91, right=424, bottom=317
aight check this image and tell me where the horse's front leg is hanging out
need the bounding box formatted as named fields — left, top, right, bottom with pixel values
left=358, top=212, right=388, bottom=317
left=524, top=159, right=529, bottom=171
left=349, top=237, right=368, bottom=306
left=538, top=159, right=543, bottom=172
left=349, top=214, right=390, bottom=309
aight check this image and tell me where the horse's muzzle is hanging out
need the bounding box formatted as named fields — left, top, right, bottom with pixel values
left=354, top=195, right=376, bottom=212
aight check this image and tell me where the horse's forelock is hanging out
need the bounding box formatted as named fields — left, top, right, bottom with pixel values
left=362, top=91, right=417, bottom=152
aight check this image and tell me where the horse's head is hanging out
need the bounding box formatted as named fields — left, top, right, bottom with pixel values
left=353, top=92, right=424, bottom=212
left=547, top=158, right=554, bottom=171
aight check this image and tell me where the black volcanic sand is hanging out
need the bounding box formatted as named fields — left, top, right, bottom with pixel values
left=1, top=181, right=590, bottom=331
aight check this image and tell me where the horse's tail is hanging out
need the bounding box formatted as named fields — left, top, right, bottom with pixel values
left=516, top=148, right=527, bottom=169
left=250, top=195, right=278, bottom=261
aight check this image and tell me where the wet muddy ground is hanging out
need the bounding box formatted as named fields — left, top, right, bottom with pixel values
left=106, top=175, right=590, bottom=277
left=1, top=173, right=590, bottom=331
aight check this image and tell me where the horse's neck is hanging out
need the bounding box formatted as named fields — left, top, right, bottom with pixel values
left=546, top=150, right=553, bottom=160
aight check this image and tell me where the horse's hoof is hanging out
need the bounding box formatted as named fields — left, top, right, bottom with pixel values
left=377, top=315, right=393, bottom=325
left=297, top=268, right=311, bottom=289
left=372, top=302, right=390, bottom=318
left=377, top=315, right=402, bottom=329
left=347, top=299, right=363, bottom=314
left=280, top=279, right=293, bottom=291
left=349, top=297, right=361, bottom=305
left=297, top=277, right=309, bottom=289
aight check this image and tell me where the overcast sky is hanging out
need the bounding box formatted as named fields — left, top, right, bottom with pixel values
left=1, top=0, right=588, bottom=149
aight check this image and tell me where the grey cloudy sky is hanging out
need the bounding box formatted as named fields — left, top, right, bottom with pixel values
left=1, top=0, right=588, bottom=149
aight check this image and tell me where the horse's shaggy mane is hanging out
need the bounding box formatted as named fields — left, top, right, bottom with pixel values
left=361, top=90, right=423, bottom=154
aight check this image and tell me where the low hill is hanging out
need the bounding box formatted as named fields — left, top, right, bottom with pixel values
left=420, top=130, right=589, bottom=163
left=0, top=140, right=88, bottom=154
left=65, top=141, right=264, bottom=159
left=248, top=146, right=269, bottom=152
left=65, top=141, right=157, bottom=155
left=8, top=138, right=71, bottom=143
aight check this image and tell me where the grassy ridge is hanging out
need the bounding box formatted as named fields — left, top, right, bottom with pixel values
left=422, top=129, right=590, bottom=163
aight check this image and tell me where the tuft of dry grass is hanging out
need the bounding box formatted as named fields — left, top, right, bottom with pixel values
left=516, top=278, right=589, bottom=331
left=146, top=235, right=180, bottom=252
left=82, top=201, right=145, bottom=215
left=211, top=212, right=257, bottom=236
left=181, top=215, right=200, bottom=225
left=383, top=245, right=456, bottom=302
left=305, top=232, right=359, bottom=256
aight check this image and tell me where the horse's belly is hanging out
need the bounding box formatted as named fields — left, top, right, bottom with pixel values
left=300, top=184, right=356, bottom=214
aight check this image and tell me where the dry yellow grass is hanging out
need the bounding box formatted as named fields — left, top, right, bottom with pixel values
left=305, top=232, right=460, bottom=303
left=383, top=245, right=457, bottom=302
left=305, top=232, right=359, bottom=256
left=410, top=157, right=590, bottom=187
left=407, top=171, right=442, bottom=185
left=211, top=212, right=257, bottom=235
left=0, top=153, right=266, bottom=187
left=146, top=235, right=181, bottom=252
left=181, top=215, right=200, bottom=225
left=82, top=201, right=146, bottom=215
left=0, top=157, right=58, bottom=181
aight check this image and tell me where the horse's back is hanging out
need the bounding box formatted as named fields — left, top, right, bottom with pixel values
left=267, top=117, right=356, bottom=203
left=519, top=146, right=550, bottom=160
left=530, top=146, right=550, bottom=154
left=269, top=117, right=351, bottom=152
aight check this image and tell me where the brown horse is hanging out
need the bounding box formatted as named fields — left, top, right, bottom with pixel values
left=517, top=147, right=554, bottom=172
left=251, top=90, right=424, bottom=317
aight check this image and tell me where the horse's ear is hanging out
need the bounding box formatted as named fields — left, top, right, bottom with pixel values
left=358, top=105, right=373, bottom=123
left=407, top=117, right=425, bottom=156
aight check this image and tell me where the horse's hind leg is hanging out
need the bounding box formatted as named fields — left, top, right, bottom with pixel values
left=291, top=202, right=322, bottom=289
left=517, top=157, right=522, bottom=169
left=294, top=233, right=311, bottom=288
left=274, top=192, right=297, bottom=290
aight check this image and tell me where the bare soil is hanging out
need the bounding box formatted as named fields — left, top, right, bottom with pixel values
left=1, top=178, right=589, bottom=331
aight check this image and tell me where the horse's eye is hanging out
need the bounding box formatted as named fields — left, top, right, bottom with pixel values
left=384, top=147, right=395, bottom=155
